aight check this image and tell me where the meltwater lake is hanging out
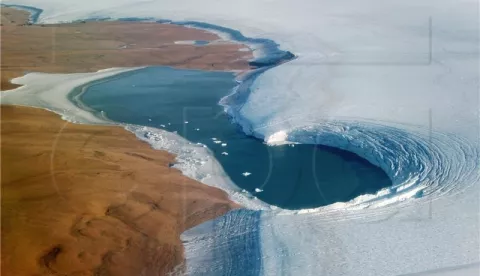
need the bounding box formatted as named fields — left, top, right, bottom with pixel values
left=71, top=66, right=392, bottom=209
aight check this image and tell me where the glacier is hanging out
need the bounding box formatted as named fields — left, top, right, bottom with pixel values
left=3, top=0, right=479, bottom=275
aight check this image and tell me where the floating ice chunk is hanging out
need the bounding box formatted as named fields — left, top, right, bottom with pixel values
left=212, top=137, right=217, bottom=140
left=195, top=128, right=200, bottom=131
left=160, top=124, right=166, bottom=127
left=221, top=152, right=229, bottom=155
left=213, top=140, right=222, bottom=144
left=184, top=121, right=189, bottom=124
left=167, top=123, right=171, bottom=125
left=242, top=172, right=251, bottom=177
left=221, top=143, right=227, bottom=147
left=148, top=118, right=152, bottom=121
left=266, top=130, right=289, bottom=145
left=255, top=188, right=263, bottom=193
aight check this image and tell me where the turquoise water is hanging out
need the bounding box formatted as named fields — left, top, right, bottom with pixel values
left=72, top=66, right=392, bottom=209
left=1, top=4, right=43, bottom=23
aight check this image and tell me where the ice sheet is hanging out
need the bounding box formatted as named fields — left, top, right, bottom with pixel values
left=3, top=1, right=479, bottom=275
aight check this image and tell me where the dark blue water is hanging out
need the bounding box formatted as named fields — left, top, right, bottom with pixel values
left=71, top=66, right=392, bottom=209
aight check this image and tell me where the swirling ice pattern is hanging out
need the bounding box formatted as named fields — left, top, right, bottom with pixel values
left=222, top=64, right=479, bottom=211
left=281, top=120, right=480, bottom=210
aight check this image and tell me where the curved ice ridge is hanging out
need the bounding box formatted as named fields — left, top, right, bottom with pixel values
left=4, top=6, right=476, bottom=214
left=224, top=109, right=480, bottom=211
left=288, top=121, right=479, bottom=209
left=213, top=49, right=478, bottom=211
left=199, top=64, right=480, bottom=211
left=216, top=40, right=480, bottom=212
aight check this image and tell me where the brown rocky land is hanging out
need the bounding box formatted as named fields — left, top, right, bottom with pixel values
left=1, top=7, right=252, bottom=90
left=1, top=6, right=248, bottom=276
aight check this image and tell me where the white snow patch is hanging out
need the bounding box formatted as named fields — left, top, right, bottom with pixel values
left=174, top=40, right=196, bottom=45
left=1, top=67, right=141, bottom=123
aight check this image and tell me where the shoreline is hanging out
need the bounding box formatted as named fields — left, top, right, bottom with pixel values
left=1, top=6, right=253, bottom=275
left=1, top=105, right=240, bottom=275
left=4, top=1, right=478, bottom=276
left=1, top=3, right=296, bottom=211
left=0, top=5, right=254, bottom=90
left=2, top=63, right=272, bottom=210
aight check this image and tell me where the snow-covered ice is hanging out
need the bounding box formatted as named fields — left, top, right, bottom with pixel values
left=3, top=0, right=479, bottom=275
